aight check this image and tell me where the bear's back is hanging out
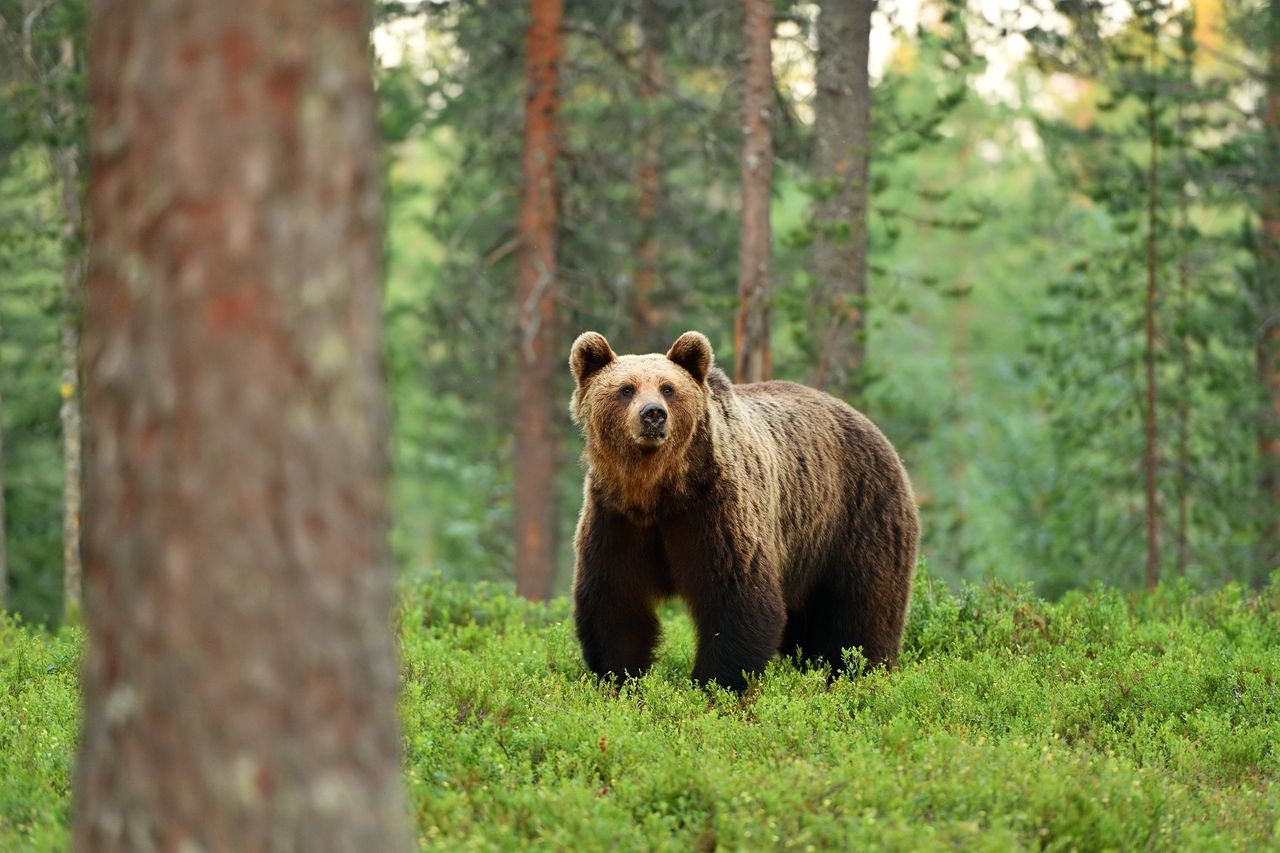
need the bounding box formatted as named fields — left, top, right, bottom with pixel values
left=706, top=370, right=916, bottom=597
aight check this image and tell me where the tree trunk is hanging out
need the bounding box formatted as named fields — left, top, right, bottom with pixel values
left=733, top=0, right=774, bottom=384
left=1143, top=28, right=1161, bottom=590
left=810, top=0, right=874, bottom=398
left=1176, top=99, right=1190, bottom=577
left=1259, top=0, right=1280, bottom=572
left=514, top=0, right=564, bottom=601
left=633, top=0, right=665, bottom=352
left=52, top=141, right=83, bottom=622
left=74, top=2, right=410, bottom=849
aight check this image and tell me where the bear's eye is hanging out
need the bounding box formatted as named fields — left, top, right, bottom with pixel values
left=619, top=385, right=635, bottom=399
left=661, top=384, right=674, bottom=398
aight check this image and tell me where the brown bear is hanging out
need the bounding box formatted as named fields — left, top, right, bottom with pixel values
left=569, top=330, right=919, bottom=691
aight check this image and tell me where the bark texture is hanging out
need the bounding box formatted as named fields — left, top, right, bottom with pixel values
left=632, top=0, right=665, bottom=352
left=74, top=2, right=410, bottom=850
left=733, top=0, right=774, bottom=384
left=1259, top=0, right=1280, bottom=571
left=515, top=0, right=564, bottom=600
left=810, top=0, right=874, bottom=398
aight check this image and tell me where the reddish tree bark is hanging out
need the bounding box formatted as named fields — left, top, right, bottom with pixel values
left=810, top=0, right=874, bottom=398
left=633, top=0, right=665, bottom=352
left=515, top=0, right=564, bottom=600
left=734, top=0, right=774, bottom=384
left=1259, top=0, right=1280, bottom=572
left=74, top=1, right=410, bottom=849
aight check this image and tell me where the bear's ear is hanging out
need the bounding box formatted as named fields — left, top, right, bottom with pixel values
left=570, top=332, right=617, bottom=385
left=666, top=331, right=713, bottom=384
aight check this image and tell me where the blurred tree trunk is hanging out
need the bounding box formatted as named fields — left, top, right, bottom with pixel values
left=515, top=0, right=563, bottom=600
left=633, top=0, right=665, bottom=352
left=1259, top=0, right=1280, bottom=571
left=810, top=0, right=874, bottom=398
left=0, top=19, right=17, bottom=615
left=1176, top=98, right=1190, bottom=578
left=52, top=137, right=83, bottom=622
left=74, top=1, right=410, bottom=849
left=1143, top=26, right=1161, bottom=590
left=734, top=0, right=773, bottom=384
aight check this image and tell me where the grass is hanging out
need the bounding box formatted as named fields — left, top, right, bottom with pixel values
left=3, top=569, right=1280, bottom=850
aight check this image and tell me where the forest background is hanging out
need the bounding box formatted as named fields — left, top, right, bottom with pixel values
left=2, top=0, right=1278, bottom=627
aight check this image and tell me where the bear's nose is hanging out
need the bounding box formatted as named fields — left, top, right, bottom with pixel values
left=640, top=403, right=667, bottom=427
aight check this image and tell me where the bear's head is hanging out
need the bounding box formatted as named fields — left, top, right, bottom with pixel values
left=569, top=331, right=714, bottom=505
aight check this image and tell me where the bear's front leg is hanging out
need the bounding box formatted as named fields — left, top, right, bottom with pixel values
left=572, top=495, right=669, bottom=681
left=687, top=572, right=786, bottom=691
left=665, top=517, right=786, bottom=691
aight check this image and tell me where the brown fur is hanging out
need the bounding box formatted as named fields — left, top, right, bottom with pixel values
left=569, top=331, right=920, bottom=690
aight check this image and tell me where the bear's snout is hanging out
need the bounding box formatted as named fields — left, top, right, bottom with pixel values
left=632, top=401, right=669, bottom=446
left=640, top=403, right=667, bottom=429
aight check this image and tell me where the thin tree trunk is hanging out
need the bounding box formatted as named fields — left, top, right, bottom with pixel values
left=1144, top=27, right=1161, bottom=590
left=633, top=0, right=664, bottom=352
left=1258, top=0, right=1280, bottom=572
left=52, top=141, right=83, bottom=622
left=514, top=0, right=564, bottom=600
left=734, top=0, right=773, bottom=384
left=810, top=0, right=874, bottom=398
left=48, top=35, right=85, bottom=623
left=1176, top=99, right=1190, bottom=577
left=74, top=1, right=410, bottom=849
left=9, top=15, right=85, bottom=620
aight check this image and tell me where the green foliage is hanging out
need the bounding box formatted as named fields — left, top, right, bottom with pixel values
left=5, top=574, right=1280, bottom=849
left=1027, top=2, right=1262, bottom=591
left=0, top=613, right=78, bottom=850
left=0, top=0, right=87, bottom=625
left=0, top=149, right=65, bottom=625
left=377, top=0, right=753, bottom=590
left=2, top=0, right=1276, bottom=618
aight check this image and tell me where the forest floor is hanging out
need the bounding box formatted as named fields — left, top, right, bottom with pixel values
left=3, top=569, right=1279, bottom=850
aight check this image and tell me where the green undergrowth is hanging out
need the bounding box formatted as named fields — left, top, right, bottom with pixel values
left=4, top=571, right=1280, bottom=850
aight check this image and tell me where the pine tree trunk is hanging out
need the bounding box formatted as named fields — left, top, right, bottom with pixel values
left=515, top=0, right=564, bottom=600
left=810, top=0, right=874, bottom=398
left=52, top=142, right=83, bottom=622
left=1258, top=0, right=1280, bottom=572
left=734, top=0, right=774, bottom=384
left=633, top=0, right=665, bottom=352
left=1144, top=30, right=1161, bottom=590
left=1176, top=100, right=1190, bottom=578
left=74, top=2, right=410, bottom=849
